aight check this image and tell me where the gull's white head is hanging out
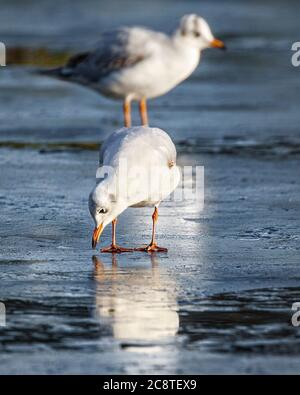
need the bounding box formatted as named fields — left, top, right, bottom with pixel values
left=89, top=181, right=126, bottom=249
left=177, top=14, right=226, bottom=51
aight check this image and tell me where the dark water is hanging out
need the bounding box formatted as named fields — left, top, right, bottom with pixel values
left=0, top=0, right=300, bottom=374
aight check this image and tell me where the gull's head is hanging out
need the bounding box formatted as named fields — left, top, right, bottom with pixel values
left=89, top=182, right=126, bottom=249
left=178, top=14, right=225, bottom=51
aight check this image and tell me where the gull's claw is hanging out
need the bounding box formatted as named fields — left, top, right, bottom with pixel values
left=134, top=243, right=168, bottom=253
left=101, top=244, right=133, bottom=254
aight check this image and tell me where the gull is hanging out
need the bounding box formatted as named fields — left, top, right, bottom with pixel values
left=89, top=126, right=181, bottom=253
left=42, top=14, right=225, bottom=127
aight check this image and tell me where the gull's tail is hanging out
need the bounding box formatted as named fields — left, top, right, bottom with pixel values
left=34, top=52, right=89, bottom=80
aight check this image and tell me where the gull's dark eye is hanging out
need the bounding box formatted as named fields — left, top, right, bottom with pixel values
left=194, top=31, right=201, bottom=37
left=97, top=208, right=107, bottom=214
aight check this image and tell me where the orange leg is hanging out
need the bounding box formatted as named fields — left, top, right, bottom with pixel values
left=101, top=218, right=133, bottom=253
left=139, top=97, right=149, bottom=126
left=123, top=97, right=132, bottom=127
left=135, top=207, right=168, bottom=253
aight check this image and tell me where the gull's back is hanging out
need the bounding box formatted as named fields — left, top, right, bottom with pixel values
left=100, top=126, right=177, bottom=168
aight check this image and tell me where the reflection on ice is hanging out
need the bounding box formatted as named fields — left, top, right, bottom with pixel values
left=93, top=255, right=179, bottom=348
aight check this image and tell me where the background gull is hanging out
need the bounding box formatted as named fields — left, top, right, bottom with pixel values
left=40, top=14, right=225, bottom=127
left=89, top=126, right=181, bottom=253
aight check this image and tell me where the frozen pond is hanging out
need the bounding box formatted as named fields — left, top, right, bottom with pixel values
left=0, top=0, right=300, bottom=374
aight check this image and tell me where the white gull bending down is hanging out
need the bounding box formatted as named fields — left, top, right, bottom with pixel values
left=89, top=126, right=181, bottom=253
left=42, top=14, right=225, bottom=127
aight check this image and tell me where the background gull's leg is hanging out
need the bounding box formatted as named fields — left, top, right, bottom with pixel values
left=123, top=96, right=132, bottom=127
left=139, top=97, right=149, bottom=126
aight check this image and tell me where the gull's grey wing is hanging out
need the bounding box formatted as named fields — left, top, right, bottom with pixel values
left=56, top=27, right=164, bottom=83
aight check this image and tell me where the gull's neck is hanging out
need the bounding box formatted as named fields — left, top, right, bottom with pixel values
left=171, top=29, right=201, bottom=56
left=168, top=29, right=201, bottom=77
left=171, top=29, right=185, bottom=47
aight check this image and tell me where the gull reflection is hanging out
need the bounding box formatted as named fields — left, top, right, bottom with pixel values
left=93, top=254, right=179, bottom=347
